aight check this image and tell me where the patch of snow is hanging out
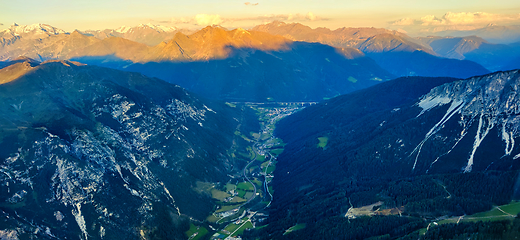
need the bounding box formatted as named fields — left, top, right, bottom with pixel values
left=115, top=26, right=132, bottom=33
left=502, top=123, right=515, bottom=156
left=465, top=113, right=494, bottom=173
left=417, top=96, right=452, bottom=117
left=72, top=202, right=88, bottom=240
left=411, top=99, right=464, bottom=170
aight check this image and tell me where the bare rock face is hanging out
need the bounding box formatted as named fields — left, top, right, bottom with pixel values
left=0, top=59, right=250, bottom=239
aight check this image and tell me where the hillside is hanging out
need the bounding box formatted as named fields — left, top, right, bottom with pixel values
left=0, top=58, right=258, bottom=239
left=253, top=71, right=520, bottom=239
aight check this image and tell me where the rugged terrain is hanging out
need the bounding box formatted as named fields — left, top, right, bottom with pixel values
left=0, top=58, right=258, bottom=239
left=255, top=70, right=520, bottom=239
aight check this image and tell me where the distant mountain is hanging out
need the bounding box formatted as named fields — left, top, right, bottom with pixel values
left=0, top=25, right=151, bottom=62
left=142, top=26, right=293, bottom=62
left=0, top=23, right=66, bottom=47
left=256, top=70, right=520, bottom=238
left=434, top=25, right=520, bottom=44
left=417, top=36, right=520, bottom=72
left=252, top=21, right=490, bottom=78
left=0, top=58, right=256, bottom=239
left=366, top=50, right=489, bottom=78
left=251, top=21, right=432, bottom=53
left=417, top=35, right=487, bottom=59
left=81, top=23, right=189, bottom=46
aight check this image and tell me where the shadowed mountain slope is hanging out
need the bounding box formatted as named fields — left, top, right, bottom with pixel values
left=0, top=58, right=258, bottom=239
left=255, top=70, right=520, bottom=239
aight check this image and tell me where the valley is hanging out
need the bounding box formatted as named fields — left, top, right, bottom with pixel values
left=186, top=102, right=306, bottom=240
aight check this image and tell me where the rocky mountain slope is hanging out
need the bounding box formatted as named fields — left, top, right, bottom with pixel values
left=0, top=58, right=256, bottom=239
left=256, top=70, right=520, bottom=238
left=81, top=23, right=183, bottom=46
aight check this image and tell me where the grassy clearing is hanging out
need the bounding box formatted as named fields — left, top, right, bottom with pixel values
left=499, top=201, right=520, bottom=215
left=206, top=215, right=219, bottom=223
left=284, top=223, right=306, bottom=235
left=471, top=208, right=508, bottom=218
left=266, top=165, right=276, bottom=175
left=185, top=223, right=208, bottom=240
left=252, top=178, right=262, bottom=187
left=237, top=182, right=254, bottom=191
left=225, top=183, right=236, bottom=192
left=224, top=223, right=240, bottom=233
left=245, top=192, right=254, bottom=199
left=211, top=189, right=231, bottom=201
left=424, top=201, right=520, bottom=234
left=232, top=221, right=254, bottom=237
left=230, top=196, right=247, bottom=203
left=193, top=181, right=213, bottom=194
left=215, top=204, right=240, bottom=213
left=256, top=154, right=266, bottom=162
left=270, top=148, right=284, bottom=156
left=249, top=166, right=258, bottom=173
left=251, top=132, right=261, bottom=140
left=260, top=133, right=271, bottom=141
left=237, top=189, right=246, bottom=198
left=265, top=138, right=284, bottom=146
left=261, top=161, right=270, bottom=169
left=317, top=137, right=328, bottom=148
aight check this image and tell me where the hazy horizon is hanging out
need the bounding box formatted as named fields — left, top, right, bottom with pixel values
left=1, top=0, right=520, bottom=35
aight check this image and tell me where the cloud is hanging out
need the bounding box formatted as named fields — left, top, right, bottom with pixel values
left=194, top=14, right=223, bottom=26
left=391, top=12, right=520, bottom=33
left=391, top=18, right=417, bottom=26
left=306, top=12, right=317, bottom=21
left=393, top=12, right=520, bottom=27
left=155, top=12, right=328, bottom=28
left=244, top=2, right=259, bottom=6
left=256, top=12, right=325, bottom=22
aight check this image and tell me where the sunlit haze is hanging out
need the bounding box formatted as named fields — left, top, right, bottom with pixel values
left=1, top=0, right=520, bottom=35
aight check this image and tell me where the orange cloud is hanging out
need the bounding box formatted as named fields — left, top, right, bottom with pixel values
left=244, top=2, right=259, bottom=6
left=393, top=12, right=520, bottom=27
left=391, top=12, right=520, bottom=33
left=195, top=14, right=223, bottom=26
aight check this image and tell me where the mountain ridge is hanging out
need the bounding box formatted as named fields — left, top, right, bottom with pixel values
left=0, top=58, right=257, bottom=239
left=252, top=69, right=520, bottom=239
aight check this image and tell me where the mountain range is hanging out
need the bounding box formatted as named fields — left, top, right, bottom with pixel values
left=433, top=25, right=520, bottom=44
left=251, top=21, right=491, bottom=78
left=0, top=22, right=494, bottom=102
left=418, top=35, right=520, bottom=72
left=81, top=23, right=188, bottom=46
left=0, top=58, right=257, bottom=239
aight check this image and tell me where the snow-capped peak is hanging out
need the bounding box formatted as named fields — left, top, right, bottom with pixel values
left=115, top=24, right=177, bottom=34
left=7, top=23, right=66, bottom=36
left=115, top=25, right=132, bottom=33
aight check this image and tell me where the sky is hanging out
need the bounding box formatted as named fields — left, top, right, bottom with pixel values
left=1, top=0, right=520, bottom=35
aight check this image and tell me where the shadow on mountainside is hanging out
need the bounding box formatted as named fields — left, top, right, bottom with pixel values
left=71, top=41, right=395, bottom=102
